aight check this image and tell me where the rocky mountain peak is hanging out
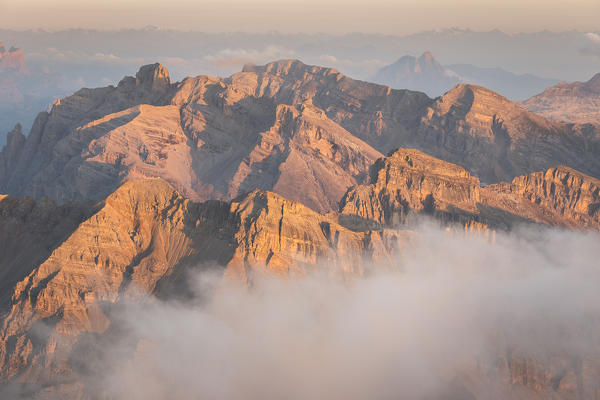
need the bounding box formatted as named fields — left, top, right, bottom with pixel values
left=586, top=72, right=600, bottom=92
left=105, top=177, right=180, bottom=212
left=378, top=148, right=475, bottom=180
left=420, top=50, right=435, bottom=61
left=373, top=51, right=458, bottom=97
left=242, top=59, right=340, bottom=80
left=417, top=51, right=444, bottom=73
left=342, top=147, right=600, bottom=231
left=435, top=83, right=521, bottom=119
left=521, top=72, right=600, bottom=124
left=0, top=124, right=25, bottom=184
left=135, top=62, right=171, bottom=92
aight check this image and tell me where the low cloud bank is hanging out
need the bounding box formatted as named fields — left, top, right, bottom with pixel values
left=42, top=224, right=600, bottom=398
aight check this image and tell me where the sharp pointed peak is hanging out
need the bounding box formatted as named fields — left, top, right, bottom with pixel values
left=586, top=72, right=600, bottom=90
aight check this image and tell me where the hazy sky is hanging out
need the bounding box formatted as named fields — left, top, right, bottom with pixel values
left=1, top=0, right=598, bottom=34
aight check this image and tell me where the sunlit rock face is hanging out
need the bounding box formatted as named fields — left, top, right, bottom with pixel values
left=0, top=155, right=598, bottom=398
left=0, top=178, right=413, bottom=388
left=340, top=148, right=600, bottom=231
left=2, top=60, right=599, bottom=213
left=522, top=73, right=600, bottom=125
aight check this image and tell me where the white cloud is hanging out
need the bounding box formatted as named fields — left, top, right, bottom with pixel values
left=93, top=52, right=120, bottom=61
left=50, top=222, right=600, bottom=400
left=580, top=32, right=600, bottom=57
left=317, top=54, right=387, bottom=79
left=204, top=46, right=296, bottom=73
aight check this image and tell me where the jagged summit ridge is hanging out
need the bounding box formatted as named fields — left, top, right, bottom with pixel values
left=242, top=59, right=342, bottom=79
left=1, top=59, right=599, bottom=213
left=340, top=147, right=600, bottom=230
left=135, top=62, right=171, bottom=91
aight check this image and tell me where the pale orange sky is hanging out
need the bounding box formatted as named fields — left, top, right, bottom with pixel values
left=0, top=0, right=598, bottom=34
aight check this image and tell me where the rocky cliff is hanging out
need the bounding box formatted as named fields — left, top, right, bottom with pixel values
left=340, top=148, right=600, bottom=231
left=2, top=60, right=598, bottom=211
left=414, top=83, right=600, bottom=184
left=0, top=178, right=411, bottom=395
left=522, top=73, right=600, bottom=125
left=0, top=155, right=598, bottom=397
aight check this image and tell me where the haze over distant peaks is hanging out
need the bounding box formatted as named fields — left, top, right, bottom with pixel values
left=373, top=51, right=458, bottom=97
left=374, top=51, right=559, bottom=100
left=0, top=41, right=64, bottom=145
left=0, top=42, right=27, bottom=75
left=522, top=73, right=600, bottom=125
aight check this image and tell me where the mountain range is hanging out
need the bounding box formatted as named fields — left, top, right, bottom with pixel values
left=0, top=148, right=599, bottom=398
left=373, top=51, right=559, bottom=100
left=0, top=60, right=600, bottom=398
left=1, top=60, right=598, bottom=214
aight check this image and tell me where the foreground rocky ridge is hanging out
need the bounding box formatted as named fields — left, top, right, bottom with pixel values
left=0, top=144, right=599, bottom=397
left=1, top=60, right=599, bottom=211
left=0, top=178, right=411, bottom=394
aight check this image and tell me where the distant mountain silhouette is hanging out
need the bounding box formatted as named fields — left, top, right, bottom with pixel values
left=374, top=51, right=558, bottom=100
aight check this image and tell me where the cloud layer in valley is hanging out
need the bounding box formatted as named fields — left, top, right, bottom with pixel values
left=29, top=222, right=598, bottom=400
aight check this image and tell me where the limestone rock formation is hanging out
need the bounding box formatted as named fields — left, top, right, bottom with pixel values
left=2, top=60, right=598, bottom=211
left=339, top=148, right=482, bottom=229
left=414, top=84, right=600, bottom=183
left=0, top=61, right=394, bottom=212
left=0, top=58, right=599, bottom=400
left=483, top=166, right=600, bottom=229
left=0, top=193, right=93, bottom=311
left=0, top=155, right=598, bottom=397
left=340, top=148, right=600, bottom=231
left=0, top=178, right=411, bottom=392
left=522, top=73, right=600, bottom=124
